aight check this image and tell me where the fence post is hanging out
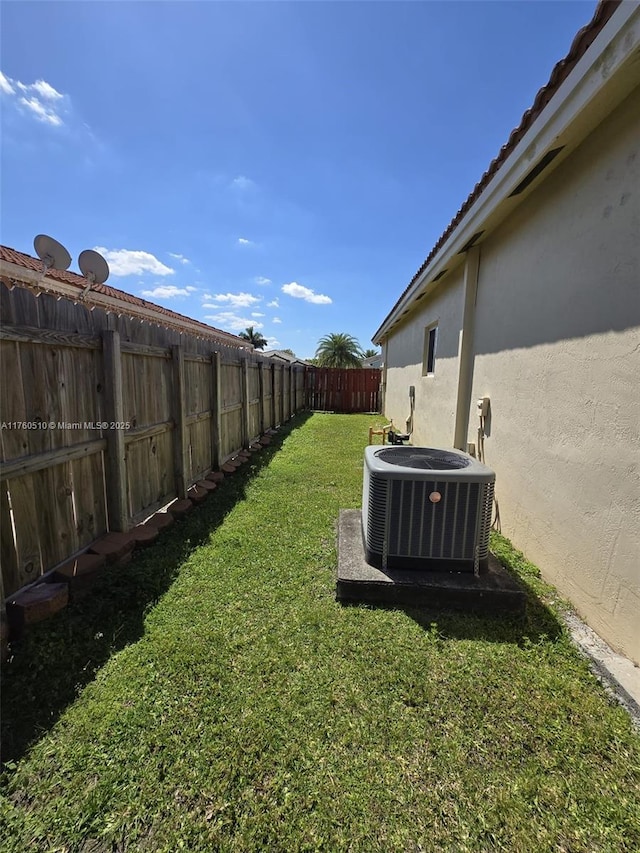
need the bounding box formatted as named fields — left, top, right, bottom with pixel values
left=172, top=345, right=188, bottom=499
left=280, top=364, right=285, bottom=425
left=289, top=364, right=294, bottom=418
left=258, top=360, right=265, bottom=434
left=102, top=330, right=129, bottom=531
left=211, top=351, right=222, bottom=470
left=242, top=356, right=251, bottom=446
left=271, top=363, right=276, bottom=428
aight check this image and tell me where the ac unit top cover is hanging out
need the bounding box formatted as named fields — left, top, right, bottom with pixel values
left=364, top=445, right=495, bottom=483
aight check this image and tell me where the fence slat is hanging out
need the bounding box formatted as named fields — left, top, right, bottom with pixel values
left=103, top=330, right=128, bottom=532
left=211, top=352, right=222, bottom=470
left=242, top=357, right=250, bottom=447
left=172, top=345, right=188, bottom=499
left=258, top=362, right=265, bottom=434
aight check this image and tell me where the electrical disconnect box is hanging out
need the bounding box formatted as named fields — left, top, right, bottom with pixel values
left=477, top=397, right=490, bottom=417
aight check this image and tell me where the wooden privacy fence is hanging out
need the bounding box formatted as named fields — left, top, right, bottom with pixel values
left=305, top=367, right=382, bottom=413
left=0, top=283, right=305, bottom=599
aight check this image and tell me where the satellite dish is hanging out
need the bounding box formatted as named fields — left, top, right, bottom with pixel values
left=34, top=234, right=72, bottom=271
left=78, top=249, right=109, bottom=284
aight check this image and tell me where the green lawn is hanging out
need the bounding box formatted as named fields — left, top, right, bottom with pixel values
left=1, top=413, right=639, bottom=852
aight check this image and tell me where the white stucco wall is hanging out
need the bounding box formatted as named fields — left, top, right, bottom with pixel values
left=380, top=89, right=639, bottom=661
left=468, top=90, right=640, bottom=661
left=383, top=267, right=464, bottom=446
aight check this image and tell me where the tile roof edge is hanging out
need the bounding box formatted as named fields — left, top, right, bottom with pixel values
left=0, top=245, right=249, bottom=348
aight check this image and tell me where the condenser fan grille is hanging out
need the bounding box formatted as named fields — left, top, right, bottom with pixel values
left=376, top=447, right=470, bottom=470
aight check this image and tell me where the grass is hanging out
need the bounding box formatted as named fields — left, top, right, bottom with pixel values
left=1, top=412, right=639, bottom=852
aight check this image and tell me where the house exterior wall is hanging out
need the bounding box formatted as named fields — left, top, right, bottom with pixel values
left=383, top=266, right=464, bottom=445
left=468, top=90, right=640, bottom=662
left=381, top=89, right=639, bottom=662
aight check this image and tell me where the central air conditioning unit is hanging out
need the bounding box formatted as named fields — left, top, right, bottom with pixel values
left=362, top=446, right=495, bottom=573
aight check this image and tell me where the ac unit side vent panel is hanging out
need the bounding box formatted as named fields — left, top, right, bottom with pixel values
left=366, top=474, right=388, bottom=556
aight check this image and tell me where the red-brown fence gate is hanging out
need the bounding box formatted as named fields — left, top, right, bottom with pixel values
left=305, top=367, right=381, bottom=413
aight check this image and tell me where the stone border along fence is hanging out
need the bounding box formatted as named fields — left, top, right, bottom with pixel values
left=0, top=281, right=305, bottom=642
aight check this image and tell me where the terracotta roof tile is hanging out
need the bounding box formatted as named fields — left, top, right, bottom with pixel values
left=378, top=0, right=621, bottom=336
left=0, top=244, right=249, bottom=348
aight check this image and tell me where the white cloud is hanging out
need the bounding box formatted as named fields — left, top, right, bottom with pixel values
left=251, top=312, right=265, bottom=318
left=169, top=253, right=190, bottom=265
left=0, top=72, right=15, bottom=95
left=141, top=285, right=195, bottom=299
left=19, top=96, right=63, bottom=126
left=210, top=292, right=260, bottom=308
left=267, top=298, right=279, bottom=308
left=232, top=175, right=255, bottom=190
left=1, top=73, right=69, bottom=126
left=204, top=312, right=263, bottom=332
left=30, top=80, right=63, bottom=100
left=282, top=282, right=332, bottom=305
left=94, top=247, right=174, bottom=277
left=272, top=317, right=282, bottom=324
left=237, top=237, right=253, bottom=246
left=186, top=286, right=197, bottom=292
left=254, top=276, right=271, bottom=286
left=265, top=337, right=281, bottom=349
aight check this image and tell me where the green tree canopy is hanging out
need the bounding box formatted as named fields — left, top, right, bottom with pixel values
left=239, top=326, right=268, bottom=350
left=315, top=332, right=364, bottom=368
left=362, top=349, right=379, bottom=359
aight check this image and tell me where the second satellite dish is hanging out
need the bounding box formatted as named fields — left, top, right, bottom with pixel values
left=78, top=249, right=110, bottom=284
left=34, top=234, right=72, bottom=271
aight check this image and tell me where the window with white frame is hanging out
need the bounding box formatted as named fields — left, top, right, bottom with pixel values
left=423, top=323, right=438, bottom=376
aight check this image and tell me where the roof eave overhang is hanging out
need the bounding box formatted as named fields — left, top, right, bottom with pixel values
left=0, top=259, right=250, bottom=349
left=372, top=3, right=640, bottom=345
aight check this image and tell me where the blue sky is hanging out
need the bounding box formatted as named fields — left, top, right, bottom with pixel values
left=1, top=0, right=595, bottom=358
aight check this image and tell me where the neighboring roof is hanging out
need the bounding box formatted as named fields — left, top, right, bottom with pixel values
left=0, top=245, right=250, bottom=348
left=362, top=354, right=384, bottom=369
left=263, top=349, right=312, bottom=366
left=374, top=0, right=622, bottom=341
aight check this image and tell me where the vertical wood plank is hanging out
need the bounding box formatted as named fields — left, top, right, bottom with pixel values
left=280, top=365, right=285, bottom=425
left=258, top=361, right=265, bottom=434
left=242, top=357, right=250, bottom=447
left=172, top=345, right=188, bottom=498
left=211, top=351, right=222, bottom=469
left=289, top=365, right=294, bottom=419
left=0, top=481, right=19, bottom=595
left=102, top=330, right=128, bottom=531
left=270, top=363, right=276, bottom=428
left=6, top=475, right=42, bottom=587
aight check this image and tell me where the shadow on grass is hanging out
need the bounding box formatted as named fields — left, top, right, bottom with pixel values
left=344, top=564, right=564, bottom=648
left=403, top=582, right=564, bottom=646
left=0, top=413, right=312, bottom=766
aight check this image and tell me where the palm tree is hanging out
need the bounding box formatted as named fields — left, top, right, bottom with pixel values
left=315, top=332, right=364, bottom=368
left=362, top=349, right=379, bottom=359
left=239, top=326, right=268, bottom=350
